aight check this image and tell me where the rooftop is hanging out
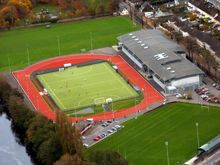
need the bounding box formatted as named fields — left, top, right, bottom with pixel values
left=118, top=29, right=204, bottom=81
left=199, top=134, right=220, bottom=152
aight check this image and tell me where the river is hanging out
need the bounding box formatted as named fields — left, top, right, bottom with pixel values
left=0, top=113, right=32, bottom=165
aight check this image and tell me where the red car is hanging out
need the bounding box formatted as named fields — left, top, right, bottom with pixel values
left=93, top=136, right=102, bottom=141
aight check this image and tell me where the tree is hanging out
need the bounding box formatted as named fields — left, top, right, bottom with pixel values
left=108, top=0, right=118, bottom=13
left=8, top=0, right=33, bottom=18
left=97, top=3, right=105, bottom=15
left=26, top=114, right=55, bottom=155
left=173, top=31, right=183, bottom=44
left=88, top=0, right=97, bottom=16
left=55, top=111, right=83, bottom=159
left=37, top=135, right=62, bottom=165
left=89, top=150, right=128, bottom=165
left=0, top=75, right=12, bottom=101
left=54, top=153, right=83, bottom=165
left=184, top=37, right=198, bottom=61
left=8, top=95, right=35, bottom=133
left=0, top=5, right=18, bottom=28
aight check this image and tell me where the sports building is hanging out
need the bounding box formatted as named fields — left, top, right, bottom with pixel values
left=117, top=29, right=205, bottom=93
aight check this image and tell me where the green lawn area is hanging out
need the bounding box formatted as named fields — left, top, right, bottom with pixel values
left=86, top=103, right=220, bottom=165
left=37, top=62, right=139, bottom=113
left=0, top=16, right=138, bottom=71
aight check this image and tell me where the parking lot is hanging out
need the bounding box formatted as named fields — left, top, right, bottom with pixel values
left=170, top=77, right=220, bottom=106
left=81, top=120, right=124, bottom=148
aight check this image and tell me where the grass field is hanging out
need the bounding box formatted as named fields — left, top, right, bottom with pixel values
left=0, top=16, right=139, bottom=71
left=37, top=62, right=139, bottom=113
left=86, top=103, right=220, bottom=165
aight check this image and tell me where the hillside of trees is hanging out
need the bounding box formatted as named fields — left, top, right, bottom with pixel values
left=0, top=75, right=128, bottom=165
left=0, top=0, right=119, bottom=29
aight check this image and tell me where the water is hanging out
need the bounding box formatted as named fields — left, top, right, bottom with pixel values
left=0, top=113, right=32, bottom=165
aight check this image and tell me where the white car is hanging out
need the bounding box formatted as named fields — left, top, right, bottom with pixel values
left=111, top=127, right=117, bottom=131
left=115, top=125, right=122, bottom=129
left=108, top=129, right=113, bottom=134
left=81, top=136, right=86, bottom=140
left=175, top=93, right=182, bottom=98
left=83, top=143, right=89, bottom=148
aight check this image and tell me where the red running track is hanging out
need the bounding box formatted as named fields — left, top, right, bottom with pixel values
left=13, top=54, right=164, bottom=122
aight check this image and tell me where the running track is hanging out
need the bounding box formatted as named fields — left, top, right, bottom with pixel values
left=12, top=54, right=164, bottom=122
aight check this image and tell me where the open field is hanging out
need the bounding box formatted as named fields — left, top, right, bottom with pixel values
left=37, top=62, right=139, bottom=113
left=86, top=103, right=220, bottom=165
left=0, top=16, right=138, bottom=71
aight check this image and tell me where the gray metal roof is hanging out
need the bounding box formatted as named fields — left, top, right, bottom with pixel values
left=117, top=29, right=204, bottom=81
left=199, top=134, right=220, bottom=152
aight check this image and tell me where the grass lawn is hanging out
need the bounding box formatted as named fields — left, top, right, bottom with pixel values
left=86, top=103, right=220, bottom=165
left=0, top=16, right=138, bottom=71
left=37, top=62, right=139, bottom=113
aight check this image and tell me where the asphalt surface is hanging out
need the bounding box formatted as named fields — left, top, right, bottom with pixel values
left=82, top=120, right=122, bottom=148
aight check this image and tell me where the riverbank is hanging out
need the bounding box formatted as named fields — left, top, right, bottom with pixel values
left=0, top=105, right=32, bottom=165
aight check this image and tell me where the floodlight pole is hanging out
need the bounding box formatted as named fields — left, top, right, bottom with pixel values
left=165, top=141, right=170, bottom=165
left=7, top=55, right=11, bottom=72
left=90, top=32, right=93, bottom=53
left=57, top=36, right=61, bottom=56
left=27, top=48, right=30, bottom=65
left=196, top=122, right=200, bottom=148
left=135, top=98, right=138, bottom=119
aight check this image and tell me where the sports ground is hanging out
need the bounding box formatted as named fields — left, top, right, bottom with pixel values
left=0, top=16, right=139, bottom=71
left=36, top=62, right=138, bottom=112
left=87, top=102, right=220, bottom=165
left=13, top=54, right=164, bottom=121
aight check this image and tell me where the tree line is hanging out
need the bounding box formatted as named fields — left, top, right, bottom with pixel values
left=0, top=75, right=128, bottom=165
left=0, top=0, right=119, bottom=29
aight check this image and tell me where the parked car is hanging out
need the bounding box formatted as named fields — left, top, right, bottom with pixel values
left=115, top=125, right=122, bottom=130
left=100, top=133, right=107, bottom=138
left=101, top=122, right=108, bottom=127
left=111, top=127, right=117, bottom=131
left=93, top=137, right=100, bottom=141
left=175, top=93, right=182, bottom=98
left=108, top=129, right=113, bottom=134
left=216, top=85, right=220, bottom=90
left=83, top=143, right=89, bottom=148
left=212, top=83, right=218, bottom=87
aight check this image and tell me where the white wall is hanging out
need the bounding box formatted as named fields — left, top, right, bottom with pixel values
left=171, top=75, right=200, bottom=87
left=122, top=47, right=143, bottom=69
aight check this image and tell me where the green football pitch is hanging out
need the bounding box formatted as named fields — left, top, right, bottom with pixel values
left=0, top=16, right=139, bottom=71
left=37, top=62, right=138, bottom=112
left=86, top=103, right=220, bottom=165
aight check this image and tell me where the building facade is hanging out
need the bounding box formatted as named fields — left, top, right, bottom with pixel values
left=118, top=29, right=205, bottom=94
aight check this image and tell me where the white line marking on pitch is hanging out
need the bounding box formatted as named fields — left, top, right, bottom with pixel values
left=40, top=76, right=66, bottom=109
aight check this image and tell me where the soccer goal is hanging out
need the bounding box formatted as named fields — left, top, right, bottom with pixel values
left=94, top=97, right=106, bottom=105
